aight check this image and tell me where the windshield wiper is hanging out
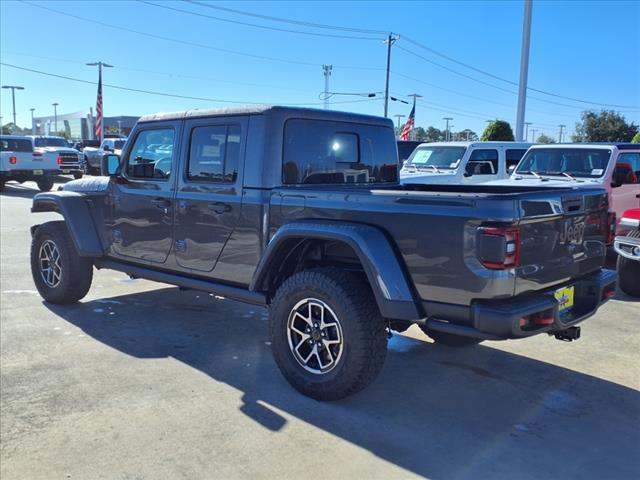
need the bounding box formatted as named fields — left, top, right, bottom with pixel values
left=517, top=170, right=542, bottom=179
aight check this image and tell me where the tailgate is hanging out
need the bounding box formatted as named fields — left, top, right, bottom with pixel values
left=515, top=187, right=609, bottom=295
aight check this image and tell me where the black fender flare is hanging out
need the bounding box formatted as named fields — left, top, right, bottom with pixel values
left=31, top=191, right=104, bottom=257
left=250, top=221, right=421, bottom=320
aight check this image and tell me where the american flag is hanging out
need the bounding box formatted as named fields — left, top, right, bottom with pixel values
left=95, top=68, right=103, bottom=141
left=400, top=105, right=415, bottom=140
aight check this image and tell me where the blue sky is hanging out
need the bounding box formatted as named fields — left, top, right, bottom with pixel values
left=1, top=0, right=639, bottom=139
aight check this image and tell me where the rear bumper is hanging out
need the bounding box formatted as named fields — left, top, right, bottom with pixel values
left=1, top=169, right=60, bottom=179
left=426, top=269, right=617, bottom=340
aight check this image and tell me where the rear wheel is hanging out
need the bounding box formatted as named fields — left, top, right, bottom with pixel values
left=420, top=326, right=483, bottom=347
left=617, top=230, right=640, bottom=297
left=269, top=267, right=387, bottom=400
left=36, top=178, right=54, bottom=192
left=30, top=221, right=93, bottom=304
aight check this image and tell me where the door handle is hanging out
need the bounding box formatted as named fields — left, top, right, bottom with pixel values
left=207, top=202, right=232, bottom=214
left=151, top=198, right=171, bottom=209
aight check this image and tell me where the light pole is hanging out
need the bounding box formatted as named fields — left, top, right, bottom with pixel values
left=2, top=85, right=24, bottom=131
left=117, top=120, right=122, bottom=136
left=394, top=115, right=405, bottom=138
left=530, top=128, right=537, bottom=142
left=443, top=117, right=453, bottom=141
left=30, top=108, right=35, bottom=134
left=52, top=102, right=59, bottom=133
left=524, top=122, right=532, bottom=141
left=322, top=65, right=332, bottom=110
left=515, top=0, right=533, bottom=141
left=558, top=124, right=566, bottom=143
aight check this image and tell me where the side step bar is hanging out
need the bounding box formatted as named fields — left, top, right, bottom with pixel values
left=425, top=318, right=503, bottom=341
left=94, top=259, right=267, bottom=306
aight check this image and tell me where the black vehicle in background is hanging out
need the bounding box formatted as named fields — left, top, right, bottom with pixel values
left=397, top=140, right=422, bottom=166
left=29, top=106, right=615, bottom=400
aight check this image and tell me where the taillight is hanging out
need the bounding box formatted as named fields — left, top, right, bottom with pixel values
left=478, top=226, right=521, bottom=270
left=607, top=212, right=616, bottom=245
left=57, top=156, right=63, bottom=165
left=9, top=156, right=17, bottom=165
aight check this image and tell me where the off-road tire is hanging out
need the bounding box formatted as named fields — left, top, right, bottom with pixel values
left=420, top=326, right=483, bottom=347
left=269, top=267, right=387, bottom=400
left=36, top=178, right=54, bottom=192
left=30, top=221, right=93, bottom=304
left=617, top=230, right=640, bottom=297
left=73, top=172, right=83, bottom=180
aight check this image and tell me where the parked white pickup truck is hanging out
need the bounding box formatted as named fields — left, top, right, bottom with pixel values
left=399, top=141, right=533, bottom=185
left=1, top=135, right=60, bottom=191
left=487, top=143, right=640, bottom=235
left=27, top=136, right=85, bottom=179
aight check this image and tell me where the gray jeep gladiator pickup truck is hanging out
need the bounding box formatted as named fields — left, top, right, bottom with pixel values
left=29, top=106, right=616, bottom=400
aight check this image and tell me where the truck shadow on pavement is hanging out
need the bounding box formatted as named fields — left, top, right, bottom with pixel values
left=0, top=177, right=72, bottom=198
left=44, top=287, right=640, bottom=479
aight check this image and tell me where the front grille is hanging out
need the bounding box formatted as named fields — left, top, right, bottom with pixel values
left=59, top=153, right=79, bottom=165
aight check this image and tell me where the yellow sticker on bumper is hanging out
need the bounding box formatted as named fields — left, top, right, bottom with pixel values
left=555, top=286, right=575, bottom=311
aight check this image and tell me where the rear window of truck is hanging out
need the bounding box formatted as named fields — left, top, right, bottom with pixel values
left=0, top=138, right=33, bottom=152
left=283, top=119, right=398, bottom=184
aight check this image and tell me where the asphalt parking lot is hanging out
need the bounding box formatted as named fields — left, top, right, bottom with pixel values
left=1, top=179, right=639, bottom=480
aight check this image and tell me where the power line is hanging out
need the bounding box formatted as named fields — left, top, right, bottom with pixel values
left=184, top=0, right=389, bottom=35
left=139, top=1, right=382, bottom=41
left=0, top=62, right=382, bottom=107
left=20, top=1, right=383, bottom=71
left=184, top=2, right=639, bottom=109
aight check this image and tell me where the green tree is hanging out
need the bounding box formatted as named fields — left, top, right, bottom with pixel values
left=454, top=129, right=478, bottom=141
left=631, top=132, right=640, bottom=143
left=536, top=133, right=555, bottom=144
left=424, top=126, right=444, bottom=142
left=481, top=120, right=514, bottom=141
left=573, top=110, right=638, bottom=142
left=413, top=126, right=427, bottom=141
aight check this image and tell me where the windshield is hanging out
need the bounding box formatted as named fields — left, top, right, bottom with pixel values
left=516, top=148, right=612, bottom=178
left=404, top=146, right=466, bottom=170
left=34, top=137, right=68, bottom=148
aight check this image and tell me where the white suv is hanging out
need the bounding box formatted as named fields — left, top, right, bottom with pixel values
left=1, top=135, right=59, bottom=191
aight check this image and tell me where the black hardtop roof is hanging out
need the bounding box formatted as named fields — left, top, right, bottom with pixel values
left=137, top=105, right=393, bottom=128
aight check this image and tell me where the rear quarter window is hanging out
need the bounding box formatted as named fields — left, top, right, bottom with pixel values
left=283, top=119, right=398, bottom=184
left=0, top=138, right=33, bottom=152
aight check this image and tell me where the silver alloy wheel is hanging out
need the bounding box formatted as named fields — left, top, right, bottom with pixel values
left=39, top=239, right=62, bottom=288
left=287, top=298, right=344, bottom=374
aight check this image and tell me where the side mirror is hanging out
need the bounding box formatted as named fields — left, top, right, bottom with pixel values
left=611, top=179, right=622, bottom=188
left=508, top=165, right=517, bottom=174
left=101, top=154, right=120, bottom=177
left=463, top=171, right=472, bottom=177
left=103, top=145, right=112, bottom=152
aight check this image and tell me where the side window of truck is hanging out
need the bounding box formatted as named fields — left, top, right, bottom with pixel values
left=506, top=149, right=527, bottom=170
left=614, top=153, right=640, bottom=184
left=466, top=149, right=499, bottom=175
left=283, top=119, right=397, bottom=184
left=187, top=125, right=240, bottom=183
left=126, top=128, right=175, bottom=180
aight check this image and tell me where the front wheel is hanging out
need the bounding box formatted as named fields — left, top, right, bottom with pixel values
left=420, top=326, right=483, bottom=347
left=73, top=172, right=83, bottom=180
left=617, top=230, right=640, bottom=297
left=30, top=221, right=93, bottom=304
left=269, top=268, right=387, bottom=400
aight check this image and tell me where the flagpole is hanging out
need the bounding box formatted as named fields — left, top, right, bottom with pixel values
left=407, top=94, right=422, bottom=140
left=86, top=61, right=113, bottom=142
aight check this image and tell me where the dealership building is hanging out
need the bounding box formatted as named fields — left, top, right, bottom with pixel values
left=31, top=110, right=139, bottom=140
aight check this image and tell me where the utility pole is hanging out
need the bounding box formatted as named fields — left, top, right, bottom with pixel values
left=530, top=128, right=537, bottom=142
left=2, top=85, right=24, bottom=131
left=52, top=103, right=59, bottom=133
left=383, top=33, right=399, bottom=118
left=394, top=115, right=405, bottom=138
left=30, top=108, right=35, bottom=134
left=558, top=124, right=566, bottom=143
left=322, top=65, right=332, bottom=110
left=515, top=0, right=533, bottom=142
left=407, top=93, right=422, bottom=140
left=443, top=117, right=453, bottom=141
left=524, top=121, right=532, bottom=141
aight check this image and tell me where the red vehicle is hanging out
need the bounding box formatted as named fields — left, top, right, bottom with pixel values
left=614, top=208, right=640, bottom=297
